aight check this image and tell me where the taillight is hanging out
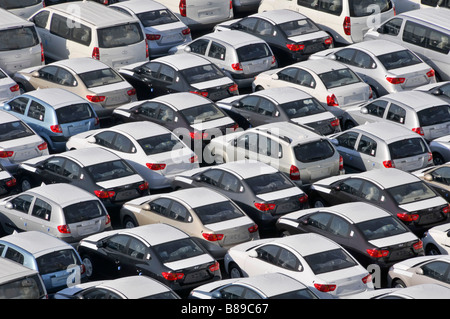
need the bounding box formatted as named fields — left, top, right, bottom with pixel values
left=369, top=86, right=373, bottom=99
left=189, top=155, right=198, bottom=163
left=146, top=34, right=161, bottom=41
left=0, top=151, right=14, bottom=158
left=330, top=118, right=340, bottom=127
left=428, top=152, right=433, bottom=162
left=314, top=283, right=336, bottom=292
left=162, top=271, right=184, bottom=281
left=229, top=84, right=239, bottom=93
left=57, top=225, right=71, bottom=234
left=50, top=125, right=63, bottom=133
left=37, top=142, right=47, bottom=151
left=426, top=69, right=435, bottom=78
left=327, top=94, right=338, bottom=106
left=86, top=95, right=106, bottom=103
left=324, top=36, right=333, bottom=45
left=189, top=131, right=208, bottom=140
left=95, top=117, right=100, bottom=126
left=362, top=273, right=372, bottom=284
left=413, top=240, right=423, bottom=251
left=179, top=0, right=186, bottom=16
left=146, top=163, right=166, bottom=170
left=386, top=77, right=405, bottom=84
left=94, top=190, right=115, bottom=199
left=127, top=88, right=136, bottom=96
left=254, top=202, right=276, bottom=211
left=286, top=43, right=304, bottom=51
left=209, top=261, right=220, bottom=272
left=105, top=214, right=111, bottom=226
left=412, top=127, right=424, bottom=136
left=231, top=63, right=243, bottom=71
left=299, top=194, right=308, bottom=203
left=248, top=224, right=259, bottom=233
left=229, top=0, right=232, bottom=9
left=92, top=47, right=100, bottom=60
left=5, top=178, right=16, bottom=187
left=189, top=90, right=208, bottom=97
left=145, top=40, right=149, bottom=58
left=442, top=204, right=450, bottom=214
left=202, top=233, right=224, bottom=241
left=396, top=212, right=419, bottom=222
left=9, top=84, right=19, bottom=92
left=290, top=165, right=300, bottom=180
left=80, top=264, right=86, bottom=275
left=339, top=155, right=344, bottom=171
left=138, top=182, right=149, bottom=191
left=366, top=248, right=389, bottom=258
left=383, top=160, right=395, bottom=168
left=271, top=55, right=276, bottom=65
left=343, top=16, right=351, bottom=35
left=40, top=43, right=45, bottom=63
left=181, top=28, right=191, bottom=35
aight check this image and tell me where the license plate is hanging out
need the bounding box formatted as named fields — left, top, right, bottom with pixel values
left=199, top=10, right=214, bottom=17
left=161, top=33, right=182, bottom=44
left=184, top=270, right=209, bottom=284
left=405, top=76, right=427, bottom=87
left=115, top=189, right=139, bottom=201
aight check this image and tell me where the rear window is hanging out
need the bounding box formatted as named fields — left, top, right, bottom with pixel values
left=349, top=0, right=393, bottom=17
left=0, top=26, right=39, bottom=51
left=56, top=103, right=95, bottom=124
left=388, top=138, right=428, bottom=159
left=0, top=0, right=40, bottom=9
left=63, top=200, right=107, bottom=224
left=36, top=249, right=81, bottom=275
left=180, top=103, right=226, bottom=125
left=294, top=139, right=335, bottom=162
left=237, top=43, right=272, bottom=62
left=193, top=201, right=244, bottom=225
left=0, top=274, right=46, bottom=299
left=180, top=64, right=224, bottom=84
left=303, top=248, right=357, bottom=275
left=376, top=50, right=422, bottom=70
left=153, top=238, right=205, bottom=263
left=245, top=172, right=294, bottom=195
left=417, top=105, right=450, bottom=127
left=280, top=98, right=326, bottom=119
left=0, top=121, right=35, bottom=142
left=97, top=22, right=144, bottom=48
left=87, top=160, right=136, bottom=182
left=136, top=9, right=179, bottom=27
left=356, top=216, right=409, bottom=241
left=78, top=68, right=123, bottom=88
left=279, top=18, right=320, bottom=37
left=137, top=133, right=183, bottom=155
left=387, top=181, right=436, bottom=205
left=319, top=68, right=361, bottom=89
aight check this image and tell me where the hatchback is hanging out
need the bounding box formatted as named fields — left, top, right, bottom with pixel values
left=0, top=231, right=85, bottom=294
left=170, top=30, right=276, bottom=89
left=331, top=121, right=433, bottom=172
left=0, top=68, right=20, bottom=102
left=0, top=88, right=99, bottom=153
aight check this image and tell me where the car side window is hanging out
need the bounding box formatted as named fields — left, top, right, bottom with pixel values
left=403, top=21, right=428, bottom=48
left=95, top=131, right=117, bottom=149
left=142, top=62, right=160, bottom=78
left=127, top=238, right=146, bottom=260
left=106, top=235, right=129, bottom=253
left=4, top=247, right=25, bottom=265
left=156, top=104, right=174, bottom=122
left=112, top=133, right=135, bottom=153
left=430, top=167, right=450, bottom=185
left=81, top=288, right=121, bottom=299
left=336, top=131, right=359, bottom=150
left=307, top=212, right=332, bottom=230
left=237, top=132, right=258, bottom=151
left=61, top=160, right=82, bottom=180
left=38, top=66, right=58, bottom=82
left=201, top=169, right=223, bottom=187
left=168, top=201, right=191, bottom=222
left=158, top=65, right=175, bottom=83
left=219, top=172, right=241, bottom=192
left=137, top=102, right=159, bottom=118
left=219, top=285, right=258, bottom=299
left=357, top=135, right=377, bottom=157
left=353, top=50, right=376, bottom=69
left=257, top=99, right=276, bottom=116
left=237, top=17, right=258, bottom=32
left=43, top=157, right=65, bottom=175
left=360, top=181, right=382, bottom=202
left=55, top=68, right=76, bottom=86
left=335, top=48, right=356, bottom=65
left=295, top=70, right=316, bottom=88
left=421, top=261, right=450, bottom=283
left=378, top=18, right=403, bottom=36
left=237, top=96, right=259, bottom=113
left=329, top=216, right=351, bottom=237
left=31, top=10, right=49, bottom=29
left=428, top=29, right=450, bottom=54
left=386, top=103, right=406, bottom=124
left=278, top=68, right=298, bottom=83
left=10, top=194, right=34, bottom=214
left=208, top=41, right=226, bottom=60
left=50, top=13, right=71, bottom=38
left=26, top=100, right=46, bottom=122
left=8, top=97, right=29, bottom=115
left=258, top=136, right=281, bottom=158
left=277, top=248, right=301, bottom=271
left=254, top=19, right=274, bottom=36
left=255, top=245, right=280, bottom=265
left=338, top=178, right=364, bottom=196
left=364, top=100, right=388, bottom=118
left=31, top=198, right=52, bottom=221
left=149, top=198, right=172, bottom=217
left=189, top=39, right=209, bottom=55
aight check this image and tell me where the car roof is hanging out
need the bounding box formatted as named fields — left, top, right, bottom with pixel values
left=23, top=88, right=89, bottom=109
left=0, top=110, right=22, bottom=124
left=214, top=160, right=279, bottom=179
left=63, top=147, right=120, bottom=167
left=111, top=121, right=171, bottom=139
left=164, top=187, right=230, bottom=208
left=52, top=58, right=112, bottom=74
left=25, top=183, right=97, bottom=207
left=274, top=233, right=341, bottom=256
left=349, top=168, right=421, bottom=188
left=318, top=202, right=391, bottom=224
left=349, top=122, right=420, bottom=142
left=382, top=91, right=449, bottom=111
left=203, top=30, right=266, bottom=47
left=291, top=59, right=347, bottom=74
left=252, top=87, right=313, bottom=104
left=94, top=276, right=172, bottom=298
left=0, top=257, right=39, bottom=283
left=251, top=9, right=308, bottom=23
left=399, top=7, right=450, bottom=29
left=255, top=121, right=323, bottom=144
left=229, top=273, right=309, bottom=296
left=121, top=224, right=189, bottom=246
left=110, top=0, right=167, bottom=13
left=350, top=40, right=409, bottom=56
left=153, top=92, right=212, bottom=110
left=154, top=54, right=211, bottom=69
left=0, top=8, right=35, bottom=28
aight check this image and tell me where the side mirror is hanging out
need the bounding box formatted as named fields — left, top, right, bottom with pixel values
left=328, top=53, right=337, bottom=60
left=447, top=230, right=450, bottom=238
left=431, top=88, right=443, bottom=96
left=330, top=138, right=339, bottom=146
left=211, top=291, right=223, bottom=299
left=142, top=203, right=151, bottom=211
left=5, top=202, right=13, bottom=209
left=87, top=136, right=96, bottom=144
left=96, top=240, right=107, bottom=248
left=271, top=73, right=279, bottom=80
left=415, top=268, right=424, bottom=276
left=194, top=175, right=203, bottom=182
left=248, top=250, right=258, bottom=258
left=332, top=185, right=341, bottom=191
left=232, top=101, right=241, bottom=108
left=424, top=174, right=433, bottom=182
left=184, top=46, right=192, bottom=53
left=360, top=107, right=368, bottom=114
left=31, top=71, right=40, bottom=78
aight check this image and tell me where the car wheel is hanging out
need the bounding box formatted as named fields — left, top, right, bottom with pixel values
left=433, top=152, right=445, bottom=166
left=392, top=279, right=406, bottom=288
left=228, top=263, right=243, bottom=278
left=123, top=216, right=137, bottom=228
left=82, top=255, right=97, bottom=280
left=254, top=85, right=264, bottom=92
left=19, top=177, right=34, bottom=192
left=18, top=83, right=27, bottom=94
left=425, top=244, right=441, bottom=255
left=369, top=85, right=379, bottom=99
left=312, top=196, right=327, bottom=208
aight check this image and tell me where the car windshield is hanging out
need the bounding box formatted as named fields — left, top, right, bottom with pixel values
left=303, top=248, right=357, bottom=275
left=180, top=103, right=226, bottom=124
left=0, top=274, right=46, bottom=299
left=245, top=172, right=293, bottom=195
left=376, top=50, right=422, bottom=70
left=280, top=98, right=326, bottom=119
left=36, top=249, right=81, bottom=275
left=138, top=133, right=183, bottom=155
left=63, top=200, right=107, bottom=224
left=0, top=26, right=39, bottom=51
left=279, top=18, right=320, bottom=37
left=56, top=103, right=95, bottom=124
left=349, top=0, right=392, bottom=17
left=153, top=238, right=205, bottom=264
left=193, top=201, right=244, bottom=225
left=417, top=105, right=450, bottom=126
left=387, top=181, right=436, bottom=205
left=294, top=139, right=335, bottom=162
left=0, top=121, right=35, bottom=142
left=87, top=160, right=135, bottom=182
left=388, top=138, right=428, bottom=159
left=180, top=64, right=225, bottom=84
left=97, top=22, right=143, bottom=48
left=319, top=68, right=361, bottom=89
left=356, top=216, right=409, bottom=241
left=0, top=0, right=40, bottom=9
left=236, top=43, right=272, bottom=62
left=78, top=68, right=123, bottom=88
left=136, top=9, right=179, bottom=27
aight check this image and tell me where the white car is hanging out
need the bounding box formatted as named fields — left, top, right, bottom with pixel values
left=345, top=283, right=450, bottom=299
left=66, top=121, right=199, bottom=190
left=309, top=39, right=436, bottom=97
left=252, top=59, right=372, bottom=109
left=224, top=233, right=374, bottom=299
left=0, top=68, right=20, bottom=102
left=422, top=223, right=450, bottom=255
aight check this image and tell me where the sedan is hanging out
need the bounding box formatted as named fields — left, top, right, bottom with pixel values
left=413, top=164, right=450, bottom=202
left=309, top=168, right=450, bottom=236
left=309, top=39, right=436, bottom=97
left=12, top=58, right=137, bottom=119
left=422, top=223, right=450, bottom=255
left=0, top=68, right=20, bottom=102
left=118, top=54, right=239, bottom=100
left=120, top=187, right=259, bottom=259
left=214, top=9, right=333, bottom=65
left=66, top=121, right=199, bottom=190
left=414, top=81, right=450, bottom=104
left=345, top=284, right=450, bottom=299
left=224, top=233, right=373, bottom=299
left=77, top=224, right=222, bottom=294
left=388, top=255, right=450, bottom=288
left=0, top=163, right=17, bottom=197
left=15, top=147, right=149, bottom=208
left=252, top=59, right=372, bottom=109
left=276, top=202, right=423, bottom=269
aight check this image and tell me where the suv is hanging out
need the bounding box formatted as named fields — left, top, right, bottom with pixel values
left=204, top=121, right=344, bottom=188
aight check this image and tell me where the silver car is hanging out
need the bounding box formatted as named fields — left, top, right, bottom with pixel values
left=309, top=39, right=436, bottom=97
left=414, top=81, right=450, bottom=104
left=331, top=121, right=433, bottom=172
left=428, top=134, right=450, bottom=165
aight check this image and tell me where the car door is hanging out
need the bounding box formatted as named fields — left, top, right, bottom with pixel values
left=115, top=237, right=150, bottom=277
left=3, top=194, right=34, bottom=232
left=28, top=65, right=58, bottom=89
left=100, top=234, right=133, bottom=278
left=335, top=131, right=363, bottom=171
left=412, top=260, right=450, bottom=287
left=244, top=244, right=281, bottom=276
left=137, top=62, right=164, bottom=97
left=37, top=157, right=68, bottom=185
left=329, top=178, right=366, bottom=205
left=26, top=197, right=54, bottom=235
left=356, top=134, right=380, bottom=171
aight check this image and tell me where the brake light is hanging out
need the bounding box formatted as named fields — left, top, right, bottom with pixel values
left=138, top=182, right=149, bottom=191
left=50, top=125, right=63, bottom=133
left=86, top=95, right=106, bottom=103
left=127, top=88, right=136, bottom=96
left=92, top=47, right=100, bottom=60
left=229, top=84, right=239, bottom=93
left=189, top=131, right=208, bottom=140
left=105, top=214, right=111, bottom=226
left=231, top=63, right=243, bottom=71
left=40, top=43, right=45, bottom=63
left=362, top=273, right=372, bottom=284
left=146, top=34, right=161, bottom=41
left=94, top=190, right=115, bottom=199
left=324, top=36, right=333, bottom=45
left=299, top=194, right=308, bottom=203
left=189, top=90, right=208, bottom=97
left=413, top=240, right=423, bottom=250
left=426, top=69, right=435, bottom=78
left=286, top=43, right=304, bottom=51
left=145, top=40, right=149, bottom=59
left=271, top=55, right=276, bottom=65
left=182, top=28, right=191, bottom=35
left=339, top=155, right=344, bottom=171
left=179, top=0, right=186, bottom=16
left=162, top=271, right=184, bottom=281
left=428, top=152, right=433, bottom=162
left=386, top=77, right=405, bottom=84
left=229, top=0, right=232, bottom=9
left=314, top=283, right=336, bottom=292
left=290, top=165, right=300, bottom=180
left=0, top=151, right=14, bottom=158
left=248, top=224, right=259, bottom=233
left=330, top=118, right=340, bottom=127
left=366, top=248, right=389, bottom=258
left=327, top=94, right=339, bottom=106
left=80, top=264, right=86, bottom=275
left=146, top=163, right=166, bottom=170
left=383, top=160, right=395, bottom=168
left=202, top=233, right=224, bottom=241
left=57, top=225, right=71, bottom=234
left=369, top=86, right=373, bottom=99
left=37, top=142, right=47, bottom=151
left=95, top=116, right=100, bottom=126
left=254, top=202, right=276, bottom=211
left=9, top=84, right=19, bottom=92
left=189, top=155, right=198, bottom=163
left=442, top=204, right=450, bottom=214
left=343, top=16, right=351, bottom=35
left=396, top=212, right=419, bottom=222
left=5, top=178, right=16, bottom=187
left=209, top=261, right=220, bottom=272
left=411, top=127, right=424, bottom=136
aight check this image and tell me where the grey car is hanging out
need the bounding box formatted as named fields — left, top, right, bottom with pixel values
left=428, top=134, right=450, bottom=165
left=414, top=81, right=450, bottom=104
left=331, top=121, right=433, bottom=173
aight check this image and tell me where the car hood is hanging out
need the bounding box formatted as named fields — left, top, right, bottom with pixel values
left=368, top=232, right=418, bottom=248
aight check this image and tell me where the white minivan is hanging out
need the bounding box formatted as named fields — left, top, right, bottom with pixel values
left=258, top=0, right=395, bottom=44
left=28, top=1, right=149, bottom=69
left=0, top=0, right=44, bottom=19
left=0, top=8, right=44, bottom=75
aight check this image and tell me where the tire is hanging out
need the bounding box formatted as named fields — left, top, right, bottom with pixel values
left=433, top=152, right=445, bottom=166
left=228, top=263, right=243, bottom=278
left=392, top=279, right=406, bottom=288
left=312, top=196, right=327, bottom=208
left=82, top=255, right=96, bottom=280
left=425, top=243, right=441, bottom=255
left=254, top=85, right=264, bottom=92
left=370, top=85, right=379, bottom=99
left=19, top=176, right=34, bottom=192
left=123, top=216, right=137, bottom=229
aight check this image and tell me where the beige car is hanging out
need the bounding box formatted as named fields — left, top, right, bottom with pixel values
left=120, top=187, right=260, bottom=259
left=12, top=57, right=137, bottom=120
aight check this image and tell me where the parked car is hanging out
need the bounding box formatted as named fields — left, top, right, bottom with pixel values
left=422, top=223, right=450, bottom=255
left=15, top=147, right=149, bottom=208
left=0, top=88, right=100, bottom=153
left=215, top=86, right=341, bottom=133
left=223, top=233, right=373, bottom=299
left=392, top=0, right=450, bottom=13
left=0, top=163, right=16, bottom=197
left=232, top=0, right=261, bottom=13
left=414, top=81, right=450, bottom=104
left=204, top=121, right=344, bottom=188
left=341, top=91, right=450, bottom=142
left=0, top=257, right=47, bottom=299
left=189, top=272, right=319, bottom=299
left=252, top=59, right=372, bottom=109
left=309, top=168, right=450, bottom=236
left=388, top=255, right=450, bottom=288
left=109, top=0, right=192, bottom=58
left=120, top=187, right=259, bottom=259
left=428, top=135, right=450, bottom=165
left=0, top=68, right=20, bottom=102
left=413, top=164, right=450, bottom=201
left=66, top=121, right=199, bottom=190
left=276, top=202, right=424, bottom=269
left=77, top=224, right=222, bottom=294
left=0, top=0, right=43, bottom=18
left=0, top=110, right=49, bottom=173
left=111, top=92, right=238, bottom=149
left=12, top=58, right=138, bottom=120
left=172, top=160, right=308, bottom=233
left=345, top=283, right=450, bottom=299
left=331, top=121, right=433, bottom=172
left=214, top=9, right=333, bottom=65
left=118, top=54, right=239, bottom=100
left=0, top=231, right=86, bottom=294
left=54, top=275, right=181, bottom=299
left=0, top=183, right=111, bottom=242
left=170, top=30, right=276, bottom=89
left=309, top=39, right=436, bottom=97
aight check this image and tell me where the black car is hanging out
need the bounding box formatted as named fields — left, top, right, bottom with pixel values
left=77, top=224, right=221, bottom=294
left=0, top=163, right=17, bottom=197
left=15, top=147, right=149, bottom=208
left=215, top=9, right=333, bottom=66
left=276, top=202, right=424, bottom=270
left=118, top=54, right=239, bottom=100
